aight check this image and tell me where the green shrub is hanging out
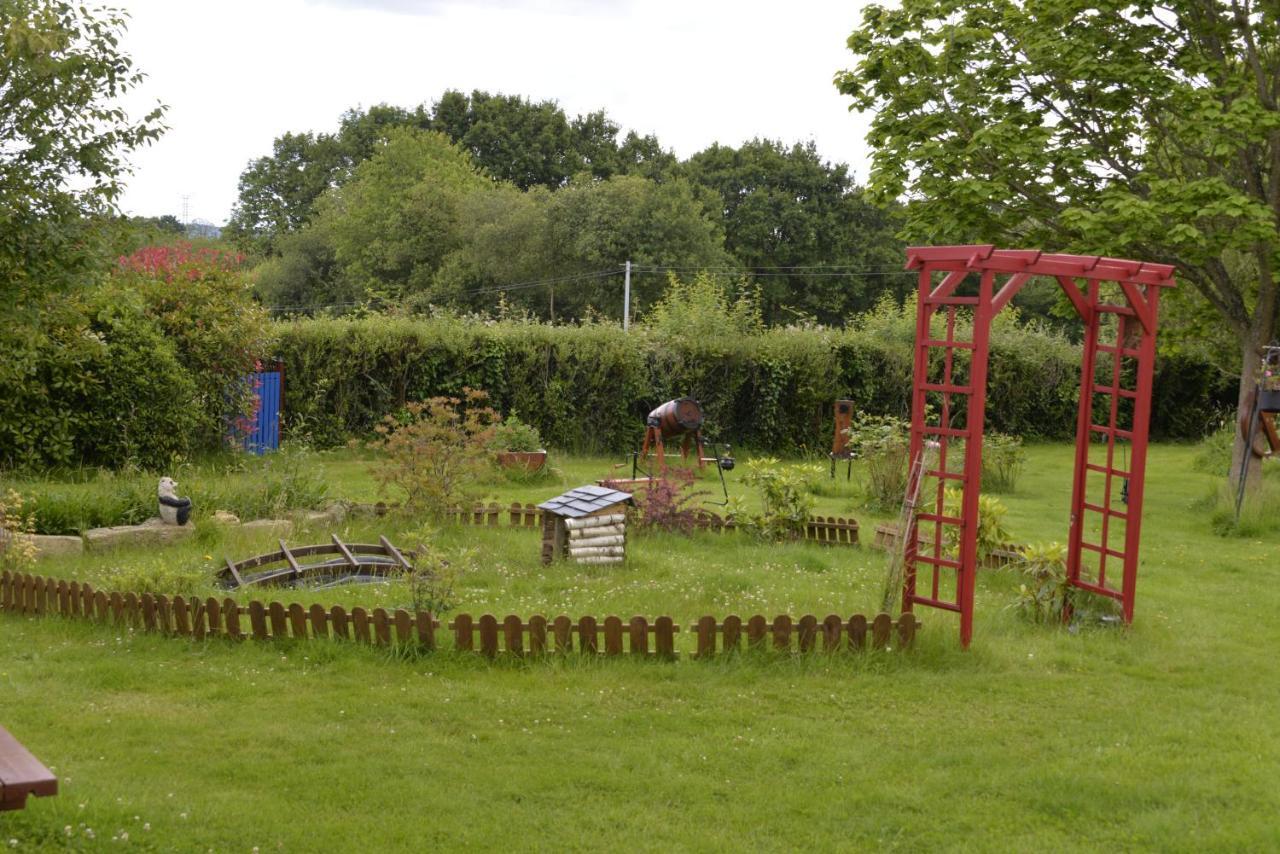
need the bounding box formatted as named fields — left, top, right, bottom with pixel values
left=366, top=389, right=499, bottom=517
left=846, top=413, right=910, bottom=510
left=491, top=414, right=543, bottom=452
left=942, top=489, right=1012, bottom=561
left=981, top=432, right=1026, bottom=493
left=269, top=305, right=1232, bottom=456
left=1011, top=541, right=1070, bottom=623
left=737, top=457, right=822, bottom=541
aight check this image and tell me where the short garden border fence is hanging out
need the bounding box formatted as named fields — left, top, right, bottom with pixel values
left=0, top=570, right=916, bottom=658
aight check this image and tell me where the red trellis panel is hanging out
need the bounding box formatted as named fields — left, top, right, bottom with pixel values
left=900, top=246, right=1175, bottom=647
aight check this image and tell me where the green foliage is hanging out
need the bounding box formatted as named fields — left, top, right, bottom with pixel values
left=271, top=311, right=1229, bottom=456
left=838, top=0, right=1280, bottom=482
left=0, top=489, right=38, bottom=572
left=1011, top=541, right=1070, bottom=624
left=0, top=0, right=165, bottom=304
left=738, top=457, right=821, bottom=541
left=943, top=489, right=1012, bottom=562
left=981, top=432, right=1026, bottom=493
left=491, top=414, right=543, bottom=452
left=846, top=413, right=910, bottom=510
left=11, top=447, right=329, bottom=535
left=366, top=389, right=499, bottom=516
left=96, top=556, right=213, bottom=597
left=682, top=138, right=905, bottom=323
left=1193, top=416, right=1236, bottom=475
left=111, top=243, right=272, bottom=450
left=644, top=272, right=762, bottom=340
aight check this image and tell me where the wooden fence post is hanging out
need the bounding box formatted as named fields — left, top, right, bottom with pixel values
left=871, top=613, right=892, bottom=649
left=329, top=605, right=350, bottom=641
left=746, top=615, right=768, bottom=649
left=603, top=616, right=623, bottom=656
left=503, top=615, right=523, bottom=657
left=822, top=614, right=843, bottom=652
left=896, top=612, right=919, bottom=648
left=528, top=615, right=547, bottom=655
left=415, top=611, right=436, bottom=650
left=308, top=604, right=328, bottom=640
left=797, top=615, right=818, bottom=653
left=268, top=602, right=288, bottom=639
left=289, top=604, right=309, bottom=639
left=695, top=616, right=717, bottom=659
left=552, top=616, right=572, bottom=653
left=453, top=613, right=473, bottom=651
left=393, top=609, right=412, bottom=646
left=722, top=615, right=742, bottom=653
left=655, top=617, right=676, bottom=659
left=248, top=601, right=268, bottom=641
left=847, top=614, right=867, bottom=651
left=629, top=616, right=648, bottom=657
left=771, top=615, right=793, bottom=651
left=373, top=608, right=391, bottom=646
left=352, top=607, right=371, bottom=644
left=478, top=614, right=499, bottom=658
left=577, top=616, right=598, bottom=655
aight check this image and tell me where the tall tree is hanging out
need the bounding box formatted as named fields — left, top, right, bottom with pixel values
left=683, top=139, right=904, bottom=323
left=0, top=0, right=164, bottom=303
left=837, top=0, right=1280, bottom=490
left=226, top=104, right=430, bottom=254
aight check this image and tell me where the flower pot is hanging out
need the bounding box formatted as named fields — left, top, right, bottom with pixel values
left=496, top=449, right=547, bottom=472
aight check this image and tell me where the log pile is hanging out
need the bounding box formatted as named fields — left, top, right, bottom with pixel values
left=565, top=513, right=626, bottom=565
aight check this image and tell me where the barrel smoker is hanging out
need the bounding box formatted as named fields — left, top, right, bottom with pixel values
left=633, top=397, right=735, bottom=503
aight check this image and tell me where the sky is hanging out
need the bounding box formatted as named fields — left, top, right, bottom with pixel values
left=113, top=0, right=874, bottom=225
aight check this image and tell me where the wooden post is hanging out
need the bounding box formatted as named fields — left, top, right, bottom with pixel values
left=329, top=605, right=350, bottom=641
left=655, top=617, right=676, bottom=659
left=798, top=615, right=818, bottom=653
left=578, top=616, right=598, bottom=655
left=393, top=609, right=413, bottom=645
left=722, top=615, right=742, bottom=653
left=373, top=608, right=391, bottom=646
left=268, top=602, right=288, bottom=639
left=603, top=616, right=623, bottom=656
left=289, top=604, right=309, bottom=639
left=503, top=615, right=523, bottom=657
left=746, top=615, right=768, bottom=649
left=847, top=614, right=867, bottom=651
left=453, top=613, right=474, bottom=652
left=415, top=611, right=436, bottom=650
left=771, top=615, right=792, bottom=651
left=822, top=614, right=843, bottom=652
left=352, top=607, right=371, bottom=644
left=248, top=600, right=268, bottom=641
left=308, top=603, right=328, bottom=639
left=629, top=616, right=648, bottom=657
left=553, top=616, right=572, bottom=653
left=695, top=616, right=717, bottom=659
left=478, top=614, right=499, bottom=658
left=872, top=613, right=893, bottom=649
left=528, top=615, right=547, bottom=655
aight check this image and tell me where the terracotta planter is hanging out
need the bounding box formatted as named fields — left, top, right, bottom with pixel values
left=496, top=449, right=547, bottom=472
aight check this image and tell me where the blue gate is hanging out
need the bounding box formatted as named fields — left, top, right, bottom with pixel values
left=242, top=364, right=283, bottom=455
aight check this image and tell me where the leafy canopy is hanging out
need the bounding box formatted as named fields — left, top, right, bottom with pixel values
left=836, top=0, right=1279, bottom=345
left=0, top=0, right=165, bottom=301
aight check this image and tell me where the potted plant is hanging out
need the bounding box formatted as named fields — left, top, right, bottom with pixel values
left=492, top=415, right=547, bottom=471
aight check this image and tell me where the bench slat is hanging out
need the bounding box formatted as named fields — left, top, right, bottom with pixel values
left=0, top=725, right=58, bottom=811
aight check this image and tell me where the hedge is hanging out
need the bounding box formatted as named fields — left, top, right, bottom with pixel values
left=272, top=316, right=1234, bottom=454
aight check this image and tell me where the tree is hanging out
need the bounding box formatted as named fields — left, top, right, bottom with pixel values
left=258, top=128, right=493, bottom=307
left=0, top=0, right=165, bottom=303
left=683, top=139, right=904, bottom=323
left=225, top=104, right=431, bottom=254
left=837, top=0, right=1280, bottom=491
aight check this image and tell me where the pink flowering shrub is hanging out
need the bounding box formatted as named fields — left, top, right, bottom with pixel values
left=112, top=242, right=271, bottom=449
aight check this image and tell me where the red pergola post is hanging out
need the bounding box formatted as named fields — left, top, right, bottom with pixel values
left=900, top=247, right=1175, bottom=647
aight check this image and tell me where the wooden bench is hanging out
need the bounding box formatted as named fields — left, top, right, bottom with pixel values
left=0, top=725, right=57, bottom=811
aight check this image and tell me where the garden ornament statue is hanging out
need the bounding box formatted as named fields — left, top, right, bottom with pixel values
left=157, top=477, right=193, bottom=526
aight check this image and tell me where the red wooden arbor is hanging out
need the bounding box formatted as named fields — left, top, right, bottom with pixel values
left=901, top=246, right=1176, bottom=647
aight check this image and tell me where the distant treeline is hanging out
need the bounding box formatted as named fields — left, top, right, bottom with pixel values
left=228, top=90, right=911, bottom=327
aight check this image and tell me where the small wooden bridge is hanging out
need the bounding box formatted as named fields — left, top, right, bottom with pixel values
left=220, top=534, right=415, bottom=590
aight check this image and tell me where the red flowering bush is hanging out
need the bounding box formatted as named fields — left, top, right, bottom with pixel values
left=112, top=242, right=271, bottom=449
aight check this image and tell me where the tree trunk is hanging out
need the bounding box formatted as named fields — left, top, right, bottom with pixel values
left=1230, top=335, right=1268, bottom=495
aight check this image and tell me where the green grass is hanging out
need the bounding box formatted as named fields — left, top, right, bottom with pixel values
left=2, top=444, right=1279, bottom=849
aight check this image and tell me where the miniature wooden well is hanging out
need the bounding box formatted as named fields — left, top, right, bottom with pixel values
left=538, top=486, right=634, bottom=565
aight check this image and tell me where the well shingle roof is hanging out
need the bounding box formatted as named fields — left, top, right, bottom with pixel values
left=537, top=485, right=634, bottom=518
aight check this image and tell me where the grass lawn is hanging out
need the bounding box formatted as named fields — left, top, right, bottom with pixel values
left=2, top=444, right=1278, bottom=849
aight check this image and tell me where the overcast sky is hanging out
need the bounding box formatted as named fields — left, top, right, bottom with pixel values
left=113, top=0, right=874, bottom=225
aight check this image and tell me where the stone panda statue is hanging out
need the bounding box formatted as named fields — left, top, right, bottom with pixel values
left=157, top=477, right=193, bottom=526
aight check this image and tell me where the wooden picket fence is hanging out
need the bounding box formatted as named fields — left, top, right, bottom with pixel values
left=0, top=570, right=438, bottom=647
left=444, top=502, right=859, bottom=547
left=1, top=570, right=917, bottom=658
left=691, top=613, right=919, bottom=657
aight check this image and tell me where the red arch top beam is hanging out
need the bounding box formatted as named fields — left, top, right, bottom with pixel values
left=905, top=245, right=1176, bottom=289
